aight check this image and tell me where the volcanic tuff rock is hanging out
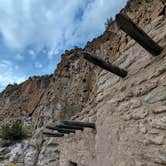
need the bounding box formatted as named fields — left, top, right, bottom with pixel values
left=0, top=0, right=165, bottom=165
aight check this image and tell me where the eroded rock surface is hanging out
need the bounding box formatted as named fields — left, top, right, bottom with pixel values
left=0, top=0, right=165, bottom=165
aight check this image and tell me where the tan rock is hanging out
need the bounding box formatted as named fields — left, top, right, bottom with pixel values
left=153, top=105, right=166, bottom=114
left=0, top=1, right=166, bottom=165
left=131, top=108, right=149, bottom=120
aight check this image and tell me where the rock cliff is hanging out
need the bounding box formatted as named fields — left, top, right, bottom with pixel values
left=0, top=0, right=165, bottom=165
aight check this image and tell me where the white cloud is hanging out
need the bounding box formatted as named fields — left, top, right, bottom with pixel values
left=48, top=48, right=57, bottom=59
left=0, top=0, right=127, bottom=51
left=29, top=49, right=37, bottom=59
left=15, top=54, right=24, bottom=60
left=34, top=62, right=43, bottom=69
left=0, top=59, right=26, bottom=91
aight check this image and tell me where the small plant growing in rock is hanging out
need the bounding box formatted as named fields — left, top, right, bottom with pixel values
left=0, top=121, right=27, bottom=141
left=105, top=17, right=113, bottom=30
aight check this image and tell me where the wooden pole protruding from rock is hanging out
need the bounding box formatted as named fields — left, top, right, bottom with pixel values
left=43, top=132, right=64, bottom=137
left=116, top=13, right=163, bottom=56
left=56, top=124, right=84, bottom=131
left=62, top=120, right=96, bottom=129
left=46, top=126, right=76, bottom=134
left=82, top=52, right=128, bottom=78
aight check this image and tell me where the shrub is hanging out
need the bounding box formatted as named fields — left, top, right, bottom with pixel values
left=0, top=121, right=27, bottom=141
left=105, top=17, right=113, bottom=30
left=6, top=163, right=17, bottom=166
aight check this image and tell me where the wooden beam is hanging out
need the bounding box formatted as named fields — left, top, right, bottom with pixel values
left=116, top=13, right=163, bottom=56
left=56, top=124, right=84, bottom=131
left=62, top=120, right=96, bottom=129
left=82, top=52, right=128, bottom=78
left=43, top=132, right=64, bottom=137
left=46, top=126, right=75, bottom=134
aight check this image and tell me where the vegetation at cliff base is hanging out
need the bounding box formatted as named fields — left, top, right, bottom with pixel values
left=0, top=121, right=27, bottom=141
left=6, top=163, right=17, bottom=166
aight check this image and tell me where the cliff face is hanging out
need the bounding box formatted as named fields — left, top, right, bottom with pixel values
left=0, top=75, right=51, bottom=122
left=58, top=1, right=166, bottom=165
left=0, top=0, right=164, bottom=125
left=0, top=49, right=96, bottom=126
left=0, top=0, right=165, bottom=165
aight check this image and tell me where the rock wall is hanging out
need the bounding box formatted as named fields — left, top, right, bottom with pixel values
left=0, top=0, right=165, bottom=165
left=0, top=75, right=51, bottom=123
left=95, top=16, right=166, bottom=166
left=58, top=4, right=166, bottom=166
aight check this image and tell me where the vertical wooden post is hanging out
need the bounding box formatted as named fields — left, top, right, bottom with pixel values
left=116, top=13, right=163, bottom=56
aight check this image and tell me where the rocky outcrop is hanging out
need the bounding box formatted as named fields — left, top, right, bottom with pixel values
left=0, top=75, right=51, bottom=123
left=0, top=50, right=96, bottom=127
left=58, top=13, right=166, bottom=166
left=0, top=0, right=165, bottom=165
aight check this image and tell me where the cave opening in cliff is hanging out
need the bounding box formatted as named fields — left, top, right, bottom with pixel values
left=69, top=161, right=78, bottom=166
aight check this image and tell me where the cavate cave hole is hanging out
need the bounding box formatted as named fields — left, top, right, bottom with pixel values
left=158, top=6, right=166, bottom=16
left=82, top=78, right=86, bottom=83
left=109, top=47, right=113, bottom=51
left=83, top=89, right=88, bottom=93
left=69, top=161, right=78, bottom=166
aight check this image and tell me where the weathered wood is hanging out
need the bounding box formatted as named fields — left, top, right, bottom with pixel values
left=116, top=13, right=163, bottom=56
left=62, top=120, right=96, bottom=129
left=82, top=52, right=128, bottom=78
left=46, top=126, right=75, bottom=134
left=56, top=124, right=84, bottom=131
left=43, top=132, right=64, bottom=137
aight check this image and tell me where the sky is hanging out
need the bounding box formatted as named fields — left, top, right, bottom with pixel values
left=0, top=0, right=128, bottom=91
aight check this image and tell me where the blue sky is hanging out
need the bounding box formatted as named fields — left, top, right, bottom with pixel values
left=0, top=0, right=127, bottom=91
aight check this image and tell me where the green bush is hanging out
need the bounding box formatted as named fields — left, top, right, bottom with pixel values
left=0, top=121, right=27, bottom=141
